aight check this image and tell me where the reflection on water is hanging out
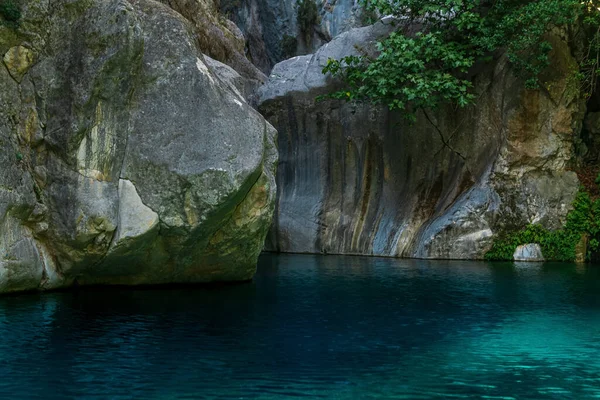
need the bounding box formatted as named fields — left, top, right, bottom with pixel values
left=0, top=254, right=598, bottom=399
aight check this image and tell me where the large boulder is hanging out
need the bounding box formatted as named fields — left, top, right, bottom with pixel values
left=0, top=0, right=277, bottom=293
left=258, top=20, right=581, bottom=259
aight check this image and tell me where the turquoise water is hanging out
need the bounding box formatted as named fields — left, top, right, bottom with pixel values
left=0, top=254, right=599, bottom=399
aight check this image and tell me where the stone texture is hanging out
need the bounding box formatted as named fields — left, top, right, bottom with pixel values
left=112, top=179, right=159, bottom=247
left=3, top=45, right=35, bottom=83
left=204, top=55, right=262, bottom=104
left=513, top=244, right=545, bottom=262
left=259, top=21, right=582, bottom=259
left=157, top=0, right=266, bottom=83
left=0, top=0, right=277, bottom=293
left=575, top=234, right=588, bottom=263
left=222, top=0, right=369, bottom=73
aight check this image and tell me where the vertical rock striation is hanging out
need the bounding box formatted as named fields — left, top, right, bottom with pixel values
left=259, top=21, right=582, bottom=259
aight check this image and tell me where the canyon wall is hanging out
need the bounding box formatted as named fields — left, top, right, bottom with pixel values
left=259, top=21, right=583, bottom=259
left=221, top=0, right=366, bottom=73
left=0, top=0, right=593, bottom=296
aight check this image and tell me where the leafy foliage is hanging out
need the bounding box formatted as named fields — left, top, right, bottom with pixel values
left=297, top=0, right=318, bottom=46
left=0, top=0, right=21, bottom=26
left=359, top=7, right=379, bottom=26
left=485, top=189, right=600, bottom=261
left=322, top=0, right=600, bottom=118
left=322, top=33, right=475, bottom=121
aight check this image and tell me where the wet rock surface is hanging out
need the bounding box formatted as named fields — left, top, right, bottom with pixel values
left=259, top=22, right=581, bottom=259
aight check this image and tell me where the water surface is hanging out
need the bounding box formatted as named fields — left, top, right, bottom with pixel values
left=0, top=254, right=599, bottom=399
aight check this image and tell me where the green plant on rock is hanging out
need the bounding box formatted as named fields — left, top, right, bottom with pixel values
left=0, top=0, right=21, bottom=26
left=359, top=7, right=379, bottom=26
left=485, top=189, right=600, bottom=262
left=297, top=0, right=318, bottom=47
left=322, top=0, right=600, bottom=121
left=281, top=34, right=298, bottom=59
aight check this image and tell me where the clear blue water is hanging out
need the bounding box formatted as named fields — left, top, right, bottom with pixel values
left=0, top=254, right=599, bottom=399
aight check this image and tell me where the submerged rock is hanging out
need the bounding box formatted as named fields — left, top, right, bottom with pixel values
left=0, top=0, right=277, bottom=293
left=513, top=244, right=545, bottom=262
left=259, top=21, right=581, bottom=259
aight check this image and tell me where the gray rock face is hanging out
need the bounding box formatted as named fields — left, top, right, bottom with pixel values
left=203, top=55, right=262, bottom=105
left=222, top=0, right=368, bottom=73
left=157, top=0, right=267, bottom=83
left=0, top=0, right=276, bottom=293
left=513, top=244, right=545, bottom=262
left=259, top=22, right=581, bottom=259
left=112, top=179, right=160, bottom=249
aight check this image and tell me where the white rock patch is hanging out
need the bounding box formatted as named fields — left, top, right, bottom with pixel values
left=513, top=243, right=545, bottom=262
left=113, top=179, right=159, bottom=246
left=196, top=57, right=215, bottom=84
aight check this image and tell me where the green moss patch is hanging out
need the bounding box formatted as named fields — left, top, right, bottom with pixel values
left=0, top=0, right=20, bottom=27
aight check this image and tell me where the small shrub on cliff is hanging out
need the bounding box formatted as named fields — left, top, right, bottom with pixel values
left=281, top=34, right=298, bottom=59
left=0, top=0, right=21, bottom=26
left=359, top=7, right=379, bottom=26
left=322, top=0, right=600, bottom=121
left=297, top=0, right=318, bottom=47
left=485, top=190, right=600, bottom=262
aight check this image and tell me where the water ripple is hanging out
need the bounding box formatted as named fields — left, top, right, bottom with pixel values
left=0, top=255, right=598, bottom=399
